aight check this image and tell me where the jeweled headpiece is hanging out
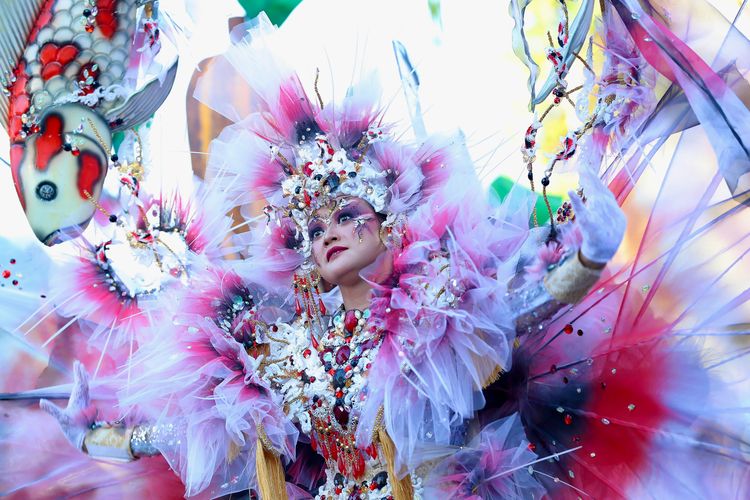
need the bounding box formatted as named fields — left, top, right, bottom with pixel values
left=202, top=15, right=467, bottom=283
left=267, top=126, right=391, bottom=260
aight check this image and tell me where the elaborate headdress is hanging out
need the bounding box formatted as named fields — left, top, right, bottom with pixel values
left=203, top=15, right=463, bottom=282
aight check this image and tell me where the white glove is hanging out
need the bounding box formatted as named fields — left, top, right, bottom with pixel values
left=40, top=360, right=96, bottom=450
left=568, top=164, right=626, bottom=264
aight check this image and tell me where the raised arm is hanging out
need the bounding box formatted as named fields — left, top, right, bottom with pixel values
left=510, top=166, right=626, bottom=335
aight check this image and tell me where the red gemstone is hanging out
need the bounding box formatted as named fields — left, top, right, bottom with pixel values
left=344, top=310, right=358, bottom=332
left=563, top=324, right=574, bottom=334
left=335, top=345, right=351, bottom=364
left=318, top=298, right=327, bottom=315
left=2, top=270, right=9, bottom=279
left=528, top=442, right=536, bottom=451
left=295, top=297, right=302, bottom=316
left=84, top=24, right=95, bottom=33
left=564, top=414, right=573, bottom=425
left=333, top=405, right=350, bottom=427
left=309, top=376, right=315, bottom=383
left=71, top=148, right=80, bottom=156
left=303, top=348, right=311, bottom=358
left=9, top=259, right=16, bottom=264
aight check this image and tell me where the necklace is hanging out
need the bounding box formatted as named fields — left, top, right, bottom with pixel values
left=307, top=308, right=383, bottom=479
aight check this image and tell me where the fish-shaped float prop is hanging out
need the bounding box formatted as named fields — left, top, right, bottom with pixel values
left=0, top=0, right=177, bottom=245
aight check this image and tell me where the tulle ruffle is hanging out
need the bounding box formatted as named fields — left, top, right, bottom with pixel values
left=355, top=140, right=533, bottom=471
left=119, top=266, right=298, bottom=497
left=423, top=415, right=545, bottom=499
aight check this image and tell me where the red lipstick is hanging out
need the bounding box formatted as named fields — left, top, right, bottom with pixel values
left=326, top=245, right=348, bottom=262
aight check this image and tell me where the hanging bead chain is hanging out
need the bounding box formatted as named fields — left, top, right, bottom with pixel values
left=294, top=270, right=328, bottom=338
left=521, top=1, right=618, bottom=239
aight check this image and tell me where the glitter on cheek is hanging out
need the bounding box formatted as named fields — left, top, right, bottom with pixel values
left=352, top=216, right=374, bottom=243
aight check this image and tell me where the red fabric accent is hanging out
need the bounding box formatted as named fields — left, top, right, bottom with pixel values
left=96, top=0, right=119, bottom=39
left=77, top=151, right=103, bottom=200
left=35, top=113, right=64, bottom=171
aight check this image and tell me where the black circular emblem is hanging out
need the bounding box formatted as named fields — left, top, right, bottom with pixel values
left=35, top=181, right=58, bottom=201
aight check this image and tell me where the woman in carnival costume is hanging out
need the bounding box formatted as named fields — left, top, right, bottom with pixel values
left=6, top=0, right=750, bottom=499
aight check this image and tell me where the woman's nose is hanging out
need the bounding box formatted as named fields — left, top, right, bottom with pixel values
left=322, top=225, right=339, bottom=246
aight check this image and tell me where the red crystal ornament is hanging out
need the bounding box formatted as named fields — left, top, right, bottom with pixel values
left=353, top=452, right=365, bottom=478
left=344, top=310, right=358, bottom=333
left=335, top=345, right=351, bottom=364
left=333, top=405, right=350, bottom=427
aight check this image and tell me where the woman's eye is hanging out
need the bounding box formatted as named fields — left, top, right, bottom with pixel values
left=338, top=213, right=352, bottom=224
left=310, top=227, right=324, bottom=240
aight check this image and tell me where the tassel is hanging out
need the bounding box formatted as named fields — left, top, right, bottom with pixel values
left=377, top=426, right=414, bottom=500
left=318, top=297, right=327, bottom=315
left=255, top=426, right=288, bottom=500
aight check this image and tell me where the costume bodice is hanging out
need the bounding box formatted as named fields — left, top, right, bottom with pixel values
left=264, top=308, right=419, bottom=499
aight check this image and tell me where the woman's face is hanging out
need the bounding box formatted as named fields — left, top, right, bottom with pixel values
left=309, top=197, right=386, bottom=287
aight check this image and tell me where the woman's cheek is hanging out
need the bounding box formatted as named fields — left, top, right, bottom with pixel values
left=311, top=240, right=324, bottom=267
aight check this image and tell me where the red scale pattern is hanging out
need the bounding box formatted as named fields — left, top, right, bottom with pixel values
left=39, top=43, right=79, bottom=80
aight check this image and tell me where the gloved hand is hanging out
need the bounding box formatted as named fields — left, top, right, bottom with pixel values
left=40, top=360, right=96, bottom=450
left=568, top=164, right=626, bottom=264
